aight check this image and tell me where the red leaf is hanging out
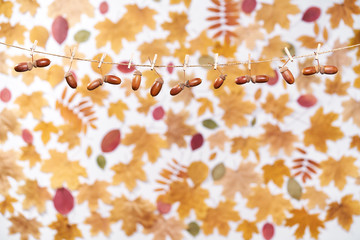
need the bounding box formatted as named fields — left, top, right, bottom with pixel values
left=99, top=1, right=109, bottom=14
left=0, top=88, right=11, bottom=102
left=167, top=62, right=174, bottom=74
left=191, top=133, right=204, bottom=150
left=152, top=106, right=165, bottom=120
left=117, top=61, right=136, bottom=73
left=53, top=187, right=74, bottom=215
left=157, top=200, right=171, bottom=214
left=242, top=0, right=257, bottom=14
left=297, top=94, right=317, bottom=107
left=52, top=16, right=68, bottom=44
left=267, top=70, right=279, bottom=86
left=22, top=129, right=33, bottom=144
left=302, top=7, right=321, bottom=22
left=262, top=223, right=275, bottom=240
left=101, top=129, right=121, bottom=153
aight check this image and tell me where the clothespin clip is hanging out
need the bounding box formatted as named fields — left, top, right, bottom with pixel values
left=30, top=40, right=38, bottom=61
left=314, top=43, right=321, bottom=61
left=98, top=53, right=106, bottom=68
left=214, top=53, right=219, bottom=70
left=128, top=53, right=133, bottom=69
left=68, top=47, right=76, bottom=72
left=183, top=54, right=189, bottom=72
left=284, top=47, right=294, bottom=62
left=248, top=53, right=251, bottom=74
left=150, top=54, right=157, bottom=71
left=65, top=47, right=77, bottom=89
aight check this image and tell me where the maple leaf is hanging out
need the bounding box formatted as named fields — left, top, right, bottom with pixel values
left=138, top=39, right=171, bottom=63
left=231, top=136, right=260, bottom=160
left=0, top=150, right=23, bottom=195
left=285, top=208, right=324, bottom=239
left=302, top=186, right=329, bottom=210
left=207, top=130, right=229, bottom=150
left=15, top=91, right=49, bottom=119
left=9, top=213, right=42, bottom=240
left=17, top=179, right=51, bottom=213
left=325, top=74, right=350, bottom=96
left=77, top=75, right=109, bottom=106
left=327, top=40, right=352, bottom=71
left=211, top=41, right=237, bottom=58
left=170, top=0, right=191, bottom=8
left=0, top=22, right=26, bottom=44
left=162, top=12, right=189, bottom=43
left=19, top=145, right=41, bottom=167
left=41, top=150, right=87, bottom=190
left=143, top=216, right=186, bottom=240
left=96, top=5, right=157, bottom=53
left=108, top=100, right=129, bottom=121
left=34, top=121, right=58, bottom=144
left=327, top=0, right=360, bottom=28
left=350, top=30, right=360, bottom=60
left=0, top=52, right=8, bottom=74
left=77, top=180, right=112, bottom=211
left=342, top=98, right=360, bottom=127
left=256, top=0, right=300, bottom=32
left=304, top=107, right=344, bottom=152
left=202, top=200, right=240, bottom=236
left=246, top=186, right=292, bottom=224
left=48, top=0, right=94, bottom=26
left=262, top=93, right=293, bottom=122
left=263, top=159, right=291, bottom=188
left=215, top=163, right=261, bottom=199
left=0, top=108, right=21, bottom=142
left=58, top=125, right=80, bottom=149
left=189, top=31, right=214, bottom=55
left=136, top=94, right=157, bottom=114
left=111, top=159, right=147, bottom=191
left=297, top=36, right=320, bottom=49
left=165, top=110, right=196, bottom=148
left=295, top=58, right=321, bottom=93
left=234, top=23, right=264, bottom=50
left=262, top=36, right=291, bottom=59
left=326, top=194, right=360, bottom=231
left=49, top=214, right=83, bottom=240
left=0, top=195, right=17, bottom=214
left=197, top=97, right=214, bottom=116
left=0, top=0, right=13, bottom=18
left=236, top=220, right=259, bottom=240
left=354, top=63, right=360, bottom=88
left=110, top=196, right=157, bottom=236
left=320, top=156, right=358, bottom=190
left=350, top=135, right=360, bottom=151
left=85, top=212, right=111, bottom=236
left=17, top=0, right=39, bottom=16
left=261, top=124, right=298, bottom=156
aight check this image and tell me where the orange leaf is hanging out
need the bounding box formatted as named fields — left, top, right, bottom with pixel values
left=236, top=220, right=259, bottom=240
left=326, top=0, right=360, bottom=28
left=302, top=186, right=329, bottom=210
left=342, top=98, right=360, bottom=127
left=262, top=93, right=293, bottom=122
left=108, top=100, right=129, bottom=121
left=17, top=179, right=51, bottom=213
left=0, top=108, right=21, bottom=142
left=9, top=213, right=42, bottom=240
left=231, top=136, right=260, bottom=160
left=350, top=135, right=360, bottom=151
left=165, top=110, right=196, bottom=148
left=143, top=216, right=186, bottom=240
left=49, top=214, right=83, bottom=240
left=261, top=124, right=298, bottom=156
left=0, top=22, right=26, bottom=44
left=161, top=12, right=189, bottom=43
left=34, top=121, right=58, bottom=144
left=0, top=150, right=23, bottom=195
left=207, top=130, right=230, bottom=150
left=325, top=74, right=350, bottom=96
left=20, top=145, right=41, bottom=167
left=0, top=195, right=17, bottom=214
left=77, top=181, right=112, bottom=211
left=188, top=161, right=209, bottom=186
left=262, top=159, right=290, bottom=187
left=84, top=212, right=111, bottom=236
left=111, top=159, right=147, bottom=191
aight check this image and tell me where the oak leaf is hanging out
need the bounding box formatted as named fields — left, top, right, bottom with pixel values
left=17, top=179, right=51, bottom=213
left=325, top=74, right=350, bottom=95
left=202, top=200, right=240, bottom=236
left=246, top=186, right=292, bottom=224
left=9, top=214, right=42, bottom=240
left=77, top=75, right=109, bottom=106
left=0, top=150, right=23, bottom=195
left=285, top=208, right=324, bottom=239
left=262, top=159, right=290, bottom=187
left=0, top=23, right=26, bottom=44
left=77, top=180, right=111, bottom=211
left=138, top=39, right=171, bottom=63
left=350, top=135, right=360, bottom=151
left=231, top=136, right=260, bottom=160
left=236, top=220, right=259, bottom=240
left=0, top=195, right=17, bottom=214
left=207, top=130, right=229, bottom=150
left=320, top=156, right=358, bottom=190
left=165, top=110, right=196, bottom=148
left=34, top=121, right=58, bottom=144
left=304, top=107, right=344, bottom=152
left=262, top=93, right=293, bottom=122
left=162, top=12, right=188, bottom=43
left=327, top=0, right=360, bottom=28
left=49, top=214, right=83, bottom=240
left=41, top=150, right=87, bottom=190
left=0, top=0, right=13, bottom=18
left=215, top=163, right=261, bottom=199
left=143, top=216, right=186, bottom=240
left=0, top=108, right=21, bottom=142
left=15, top=91, right=49, bottom=119
left=326, top=194, right=360, bottom=231
left=17, top=0, right=39, bottom=16
left=342, top=98, right=360, bottom=127
left=302, top=186, right=329, bottom=210
left=234, top=23, right=264, bottom=50
left=111, top=159, right=147, bottom=191
left=85, top=212, right=111, bottom=236
left=108, top=100, right=129, bottom=121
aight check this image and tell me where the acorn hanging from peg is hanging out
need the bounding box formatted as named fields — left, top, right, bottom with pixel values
left=14, top=40, right=51, bottom=72
left=212, top=53, right=227, bottom=89
left=64, top=47, right=77, bottom=89
left=235, top=54, right=269, bottom=85
left=132, top=70, right=142, bottom=90
left=87, top=75, right=121, bottom=90
left=150, top=77, right=164, bottom=96
left=279, top=47, right=295, bottom=84
left=186, top=78, right=202, bottom=87
left=302, top=44, right=338, bottom=75
left=170, top=83, right=185, bottom=96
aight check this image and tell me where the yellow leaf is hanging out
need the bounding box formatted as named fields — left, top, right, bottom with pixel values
left=354, top=64, right=360, bottom=88
left=84, top=212, right=111, bottom=237
left=350, top=30, right=360, bottom=59
left=90, top=53, right=113, bottom=75
left=0, top=52, right=8, bottom=74
left=111, top=159, right=147, bottom=191
left=77, top=181, right=112, bottom=211
left=122, top=126, right=167, bottom=163
left=162, top=12, right=188, bottom=43
left=9, top=214, right=42, bottom=240
left=189, top=31, right=214, bottom=55
left=236, top=220, right=259, bottom=240
left=327, top=40, right=352, bottom=71
left=262, top=93, right=293, bottom=122
left=77, top=75, right=109, bottom=106
left=188, top=161, right=209, bottom=186
left=15, top=91, right=49, bottom=119
left=17, top=179, right=51, bottom=213
left=350, top=135, right=360, bottom=151
left=0, top=22, right=27, bottom=44
left=326, top=194, right=360, bottom=231
left=197, top=97, right=214, bottom=116
left=342, top=98, right=360, bottom=127
left=170, top=0, right=191, bottom=8
left=47, top=64, right=65, bottom=87
left=0, top=150, right=23, bottom=195
left=49, top=214, right=83, bottom=240
left=285, top=208, right=324, bottom=239
left=29, top=26, right=49, bottom=48
left=165, top=110, right=196, bottom=148
left=0, top=195, right=17, bottom=214
left=0, top=0, right=13, bottom=18
left=20, top=145, right=41, bottom=167
left=108, top=100, right=129, bottom=121
left=327, top=0, right=360, bottom=28
left=262, top=159, right=290, bottom=188
left=216, top=163, right=261, bottom=199
left=234, top=23, right=264, bottom=50
left=211, top=41, right=237, bottom=58
left=325, top=74, right=350, bottom=95
left=41, top=150, right=87, bottom=190
left=320, top=156, right=358, bottom=190
left=143, top=216, right=186, bottom=240
left=34, top=121, right=58, bottom=144
left=136, top=94, right=157, bottom=114
left=202, top=200, right=240, bottom=236
left=86, top=146, right=92, bottom=157
left=304, top=107, right=344, bottom=152
left=261, top=124, right=298, bottom=156
left=302, top=186, right=329, bottom=210
left=261, top=36, right=289, bottom=59
left=231, top=136, right=260, bottom=160
left=207, top=130, right=229, bottom=150
left=138, top=39, right=171, bottom=63
left=58, top=125, right=80, bottom=149
left=0, top=108, right=21, bottom=142
left=17, top=0, right=39, bottom=16
left=96, top=5, right=157, bottom=53
left=297, top=36, right=321, bottom=49
left=256, top=0, right=300, bottom=33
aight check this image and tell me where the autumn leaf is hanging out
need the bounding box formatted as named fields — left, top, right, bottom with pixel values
left=263, top=159, right=291, bottom=188
left=0, top=108, right=21, bottom=142
left=189, top=31, right=214, bottom=55
left=49, top=214, right=83, bottom=240
left=256, top=0, right=300, bottom=33
left=110, top=196, right=157, bottom=236
left=325, top=74, right=350, bottom=95
left=138, top=39, right=171, bottom=63
left=350, top=135, right=360, bottom=151
left=354, top=63, right=360, bottom=88
left=48, top=0, right=94, bottom=26
left=0, top=23, right=26, bottom=44
left=85, top=212, right=111, bottom=236
left=320, top=156, right=358, bottom=190
left=34, top=121, right=58, bottom=144
left=231, top=136, right=260, bottom=160
left=0, top=150, right=23, bottom=195
left=30, top=26, right=49, bottom=48
left=262, top=93, right=293, bottom=122
left=9, top=214, right=42, bottom=240
left=215, top=163, right=261, bottom=199
left=108, top=100, right=129, bottom=121
left=111, top=159, right=147, bottom=191
left=327, top=39, right=352, bottom=71
left=327, top=0, right=360, bottom=28
left=17, top=179, right=51, bottom=213
left=143, top=216, right=186, bottom=240
left=350, top=30, right=360, bottom=59
left=77, top=75, right=109, bottom=106
left=0, top=0, right=13, bottom=18
left=58, top=125, right=80, bottom=149
left=207, top=130, right=229, bottom=150
left=202, top=200, right=240, bottom=236
left=170, top=0, right=191, bottom=8
left=302, top=186, right=329, bottom=210
left=285, top=208, right=324, bottom=239
left=96, top=5, right=157, bottom=53
left=236, top=220, right=259, bottom=240
left=342, top=98, right=360, bottom=127
left=15, top=91, right=49, bottom=119
left=197, top=97, right=214, bottom=116
left=41, top=150, right=87, bottom=190
left=326, top=194, right=360, bottom=231
left=188, top=161, right=209, bottom=186
left=234, top=23, right=264, bottom=50
left=47, top=65, right=65, bottom=87
left=260, top=124, right=298, bottom=156
left=17, top=0, right=39, bottom=16
left=304, top=107, right=344, bottom=152
left=297, top=36, right=320, bottom=49
left=211, top=41, right=237, bottom=58
left=77, top=181, right=112, bottom=211
left=0, top=52, right=8, bottom=74
left=136, top=94, right=157, bottom=114
left=165, top=110, right=196, bottom=148
left=246, top=186, right=292, bottom=224
left=295, top=58, right=321, bottom=93
left=162, top=12, right=189, bottom=43
left=0, top=195, right=17, bottom=214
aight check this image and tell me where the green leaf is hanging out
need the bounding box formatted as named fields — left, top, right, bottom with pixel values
left=74, top=30, right=90, bottom=43
left=187, top=221, right=200, bottom=237
left=212, top=163, right=226, bottom=180
left=96, top=155, right=106, bottom=169
left=198, top=55, right=214, bottom=69
left=287, top=177, right=302, bottom=200
left=202, top=119, right=218, bottom=129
